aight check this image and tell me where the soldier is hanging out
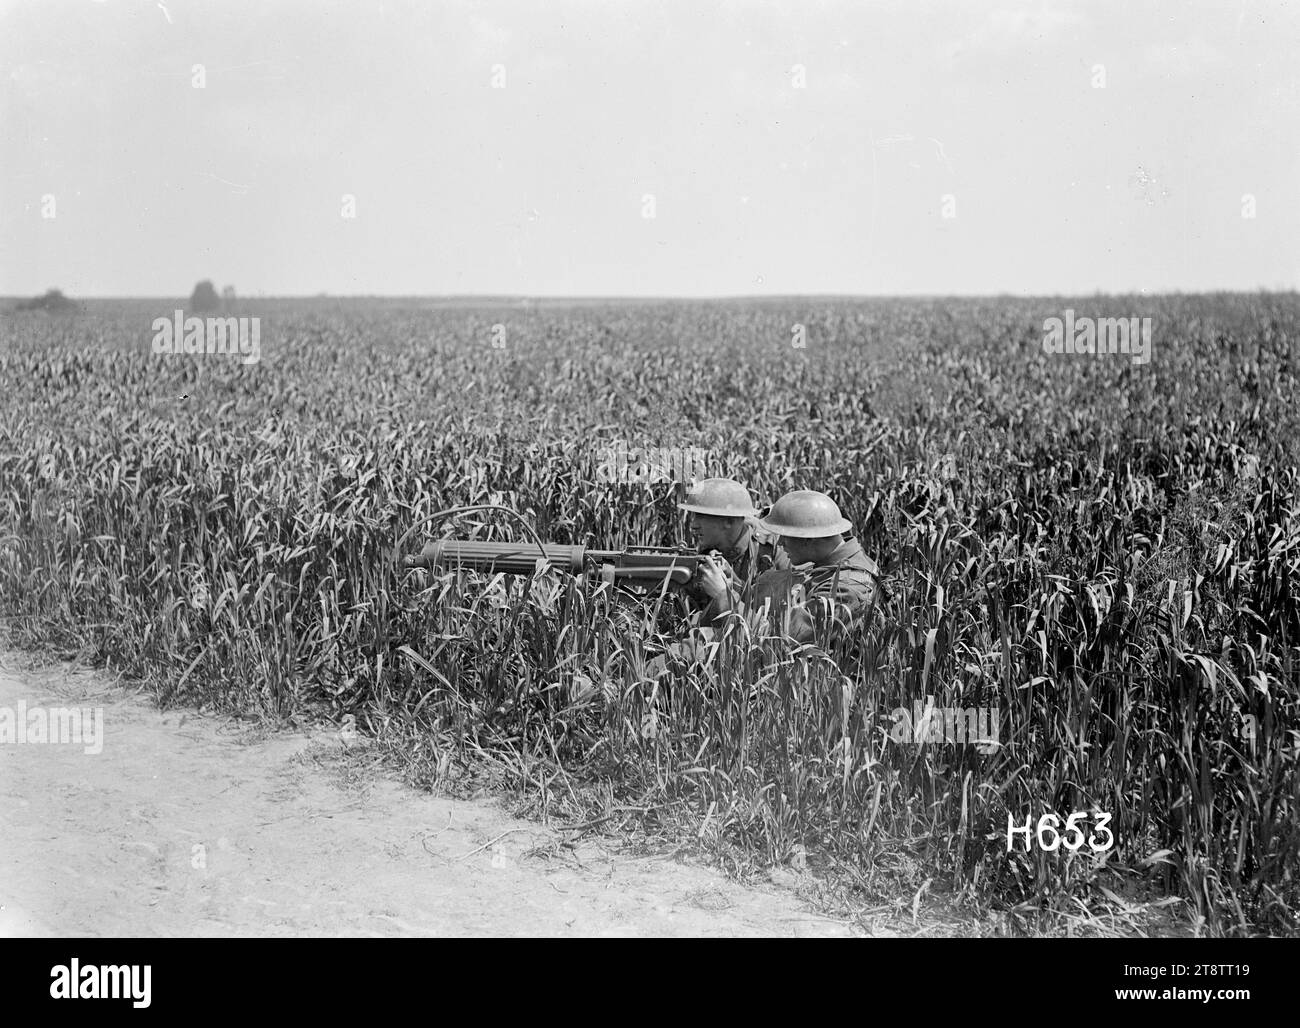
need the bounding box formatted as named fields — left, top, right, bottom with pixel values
left=695, top=489, right=879, bottom=647
left=678, top=478, right=776, bottom=628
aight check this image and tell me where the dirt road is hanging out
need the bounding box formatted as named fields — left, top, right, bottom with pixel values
left=0, top=653, right=862, bottom=937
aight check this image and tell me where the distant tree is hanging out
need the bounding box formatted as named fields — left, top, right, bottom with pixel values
left=15, top=288, right=76, bottom=312
left=190, top=280, right=220, bottom=312
left=222, top=285, right=236, bottom=304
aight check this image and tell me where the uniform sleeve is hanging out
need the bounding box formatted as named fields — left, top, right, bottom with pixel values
left=785, top=569, right=877, bottom=645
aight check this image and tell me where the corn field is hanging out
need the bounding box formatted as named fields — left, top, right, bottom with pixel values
left=2, top=294, right=1298, bottom=935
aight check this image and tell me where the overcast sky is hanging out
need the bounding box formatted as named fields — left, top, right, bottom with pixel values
left=2, top=0, right=1297, bottom=297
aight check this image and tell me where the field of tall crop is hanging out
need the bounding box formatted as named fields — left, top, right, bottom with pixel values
left=2, top=294, right=1297, bottom=935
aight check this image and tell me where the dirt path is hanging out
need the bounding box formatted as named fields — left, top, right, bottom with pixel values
left=0, top=653, right=865, bottom=938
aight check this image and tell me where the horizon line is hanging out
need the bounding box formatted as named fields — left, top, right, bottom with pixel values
left=5, top=288, right=1299, bottom=303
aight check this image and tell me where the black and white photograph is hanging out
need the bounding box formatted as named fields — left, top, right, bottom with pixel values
left=1, top=0, right=1298, bottom=978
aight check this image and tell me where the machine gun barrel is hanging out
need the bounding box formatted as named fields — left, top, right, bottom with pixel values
left=405, top=540, right=702, bottom=587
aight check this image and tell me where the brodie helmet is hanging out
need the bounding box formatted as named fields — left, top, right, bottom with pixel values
left=678, top=478, right=760, bottom=518
left=758, top=489, right=853, bottom=538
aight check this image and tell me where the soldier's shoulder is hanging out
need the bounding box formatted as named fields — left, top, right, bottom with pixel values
left=834, top=540, right=879, bottom=577
left=807, top=555, right=878, bottom=603
left=816, top=565, right=875, bottom=589
left=854, top=553, right=881, bottom=578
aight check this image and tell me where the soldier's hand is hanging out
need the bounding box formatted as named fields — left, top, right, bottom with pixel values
left=696, top=553, right=732, bottom=601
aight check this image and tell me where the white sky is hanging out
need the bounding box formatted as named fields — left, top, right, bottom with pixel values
left=2, top=0, right=1297, bottom=296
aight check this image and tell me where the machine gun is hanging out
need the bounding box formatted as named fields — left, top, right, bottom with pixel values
left=405, top=539, right=706, bottom=590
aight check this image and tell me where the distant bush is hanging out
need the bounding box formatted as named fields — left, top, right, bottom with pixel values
left=15, top=289, right=77, bottom=312
left=190, top=280, right=220, bottom=312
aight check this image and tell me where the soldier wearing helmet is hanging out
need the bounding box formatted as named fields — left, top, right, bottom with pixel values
left=678, top=478, right=776, bottom=627
left=696, top=489, right=879, bottom=646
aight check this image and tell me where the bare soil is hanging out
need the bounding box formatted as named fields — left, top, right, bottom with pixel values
left=0, top=652, right=877, bottom=937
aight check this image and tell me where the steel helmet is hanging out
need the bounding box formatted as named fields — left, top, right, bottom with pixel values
left=678, top=478, right=760, bottom=517
left=759, top=489, right=853, bottom=538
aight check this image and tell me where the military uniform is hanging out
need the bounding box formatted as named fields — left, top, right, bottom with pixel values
left=748, top=536, right=879, bottom=646
left=687, top=518, right=778, bottom=628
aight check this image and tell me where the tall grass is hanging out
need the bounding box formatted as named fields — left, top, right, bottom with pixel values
left=2, top=294, right=1297, bottom=934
